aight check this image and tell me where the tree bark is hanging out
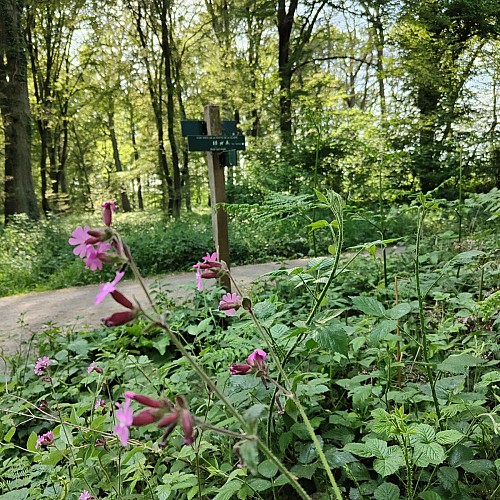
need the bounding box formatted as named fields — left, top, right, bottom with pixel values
left=0, top=0, right=40, bottom=222
left=107, top=103, right=131, bottom=212
left=159, top=0, right=181, bottom=218
left=277, top=0, right=297, bottom=147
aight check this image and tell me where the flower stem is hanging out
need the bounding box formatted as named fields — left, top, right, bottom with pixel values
left=294, top=397, right=343, bottom=499
left=256, top=439, right=311, bottom=500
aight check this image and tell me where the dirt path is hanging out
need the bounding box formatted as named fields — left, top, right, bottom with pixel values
left=0, top=259, right=309, bottom=356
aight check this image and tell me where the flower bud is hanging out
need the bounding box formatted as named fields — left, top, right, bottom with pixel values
left=111, top=290, right=134, bottom=310
left=132, top=409, right=160, bottom=426
left=102, top=310, right=136, bottom=327
left=229, top=363, right=252, bottom=375
left=157, top=412, right=178, bottom=428
left=125, top=392, right=163, bottom=408
left=180, top=410, right=195, bottom=445
left=102, top=201, right=117, bottom=226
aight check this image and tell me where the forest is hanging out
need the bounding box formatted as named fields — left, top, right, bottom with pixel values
left=1, top=0, right=499, bottom=220
left=1, top=1, right=500, bottom=500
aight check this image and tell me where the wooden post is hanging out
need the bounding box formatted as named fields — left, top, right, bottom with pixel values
left=204, top=104, right=231, bottom=291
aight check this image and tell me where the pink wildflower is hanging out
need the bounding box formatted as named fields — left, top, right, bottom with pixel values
left=194, top=263, right=202, bottom=291
left=202, top=251, right=219, bottom=264
left=193, top=251, right=223, bottom=291
left=87, top=361, right=103, bottom=374
left=83, top=241, right=111, bottom=271
left=94, top=271, right=125, bottom=305
left=95, top=399, right=106, bottom=410
left=114, top=396, right=133, bottom=446
left=102, top=201, right=117, bottom=226
left=69, top=225, right=91, bottom=258
left=35, top=430, right=54, bottom=448
left=219, top=292, right=242, bottom=316
left=230, top=349, right=268, bottom=377
left=79, top=490, right=93, bottom=500
left=247, top=349, right=267, bottom=369
left=34, top=356, right=51, bottom=376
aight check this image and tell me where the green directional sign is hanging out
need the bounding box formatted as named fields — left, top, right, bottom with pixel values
left=187, top=135, right=245, bottom=152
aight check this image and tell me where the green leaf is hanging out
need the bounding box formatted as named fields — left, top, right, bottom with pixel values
left=450, top=250, right=485, bottom=266
left=314, top=189, right=328, bottom=203
left=67, top=338, right=89, bottom=355
left=315, top=324, right=349, bottom=356
left=41, top=449, right=65, bottom=466
left=461, top=459, right=495, bottom=476
left=419, top=492, right=442, bottom=500
left=351, top=296, right=386, bottom=317
left=387, top=303, right=412, bottom=320
left=213, top=479, right=241, bottom=500
left=243, top=404, right=266, bottom=434
left=252, top=301, right=276, bottom=319
left=169, top=473, right=198, bottom=490
left=0, top=489, right=30, bottom=500
left=366, top=439, right=390, bottom=459
left=238, top=440, right=259, bottom=475
left=153, top=335, right=170, bottom=355
left=270, top=323, right=288, bottom=338
left=435, top=430, right=464, bottom=445
left=324, top=449, right=357, bottom=468
left=374, top=482, right=401, bottom=500
left=370, top=319, right=398, bottom=341
left=247, top=478, right=272, bottom=492
left=3, top=426, right=16, bottom=443
left=278, top=431, right=293, bottom=453
left=411, top=423, right=436, bottom=443
left=437, top=466, right=459, bottom=490
left=155, top=484, right=172, bottom=500
left=258, top=459, right=278, bottom=478
left=437, top=354, right=486, bottom=374
left=273, top=474, right=291, bottom=486
left=308, top=220, right=329, bottom=231
left=448, top=444, right=473, bottom=466
left=290, top=463, right=319, bottom=480
left=413, top=442, right=446, bottom=466
left=298, top=439, right=322, bottom=464
left=27, top=431, right=38, bottom=452
left=373, top=446, right=405, bottom=477
left=343, top=442, right=373, bottom=458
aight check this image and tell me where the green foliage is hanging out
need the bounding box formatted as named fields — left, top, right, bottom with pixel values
left=1, top=191, right=499, bottom=499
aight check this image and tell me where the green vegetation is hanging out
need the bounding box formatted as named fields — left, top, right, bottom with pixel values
left=0, top=190, right=499, bottom=499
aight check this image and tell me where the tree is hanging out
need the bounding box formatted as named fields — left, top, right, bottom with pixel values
left=0, top=0, right=39, bottom=222
left=397, top=0, right=500, bottom=192
left=277, top=0, right=327, bottom=146
left=25, top=0, right=84, bottom=213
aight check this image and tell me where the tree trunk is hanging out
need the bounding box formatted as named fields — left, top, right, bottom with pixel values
left=173, top=44, right=191, bottom=211
left=107, top=104, right=131, bottom=212
left=132, top=1, right=172, bottom=215
left=277, top=0, right=297, bottom=147
left=0, top=0, right=39, bottom=222
left=160, top=0, right=181, bottom=218
left=128, top=99, right=144, bottom=210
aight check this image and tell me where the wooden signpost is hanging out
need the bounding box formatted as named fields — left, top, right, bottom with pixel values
left=181, top=105, right=246, bottom=292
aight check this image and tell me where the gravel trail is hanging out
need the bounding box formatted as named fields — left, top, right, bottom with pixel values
left=0, top=259, right=308, bottom=356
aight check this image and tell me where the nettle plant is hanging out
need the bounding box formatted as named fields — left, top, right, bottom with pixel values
left=1, top=192, right=499, bottom=499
